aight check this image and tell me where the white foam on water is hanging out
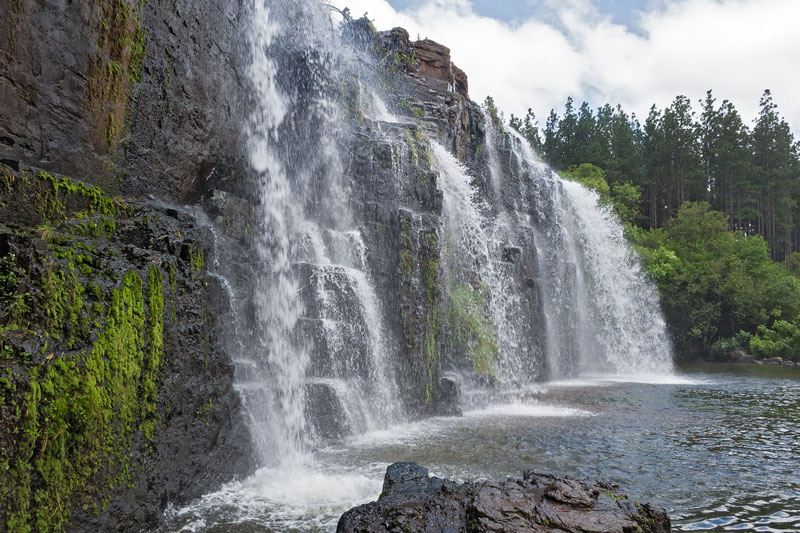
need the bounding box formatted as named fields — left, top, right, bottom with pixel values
left=347, top=415, right=465, bottom=448
left=343, top=400, right=594, bottom=449
left=465, top=403, right=595, bottom=418
left=545, top=373, right=710, bottom=387
left=164, top=466, right=380, bottom=532
left=577, top=373, right=711, bottom=386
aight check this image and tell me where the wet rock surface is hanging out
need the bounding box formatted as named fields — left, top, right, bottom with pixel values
left=338, top=462, right=671, bottom=533
left=0, top=165, right=252, bottom=532
left=0, top=0, right=252, bottom=202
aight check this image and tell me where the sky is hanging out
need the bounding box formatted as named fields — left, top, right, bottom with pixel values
left=328, top=0, right=800, bottom=134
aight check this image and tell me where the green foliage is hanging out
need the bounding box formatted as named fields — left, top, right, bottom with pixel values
left=636, top=202, right=800, bottom=355
left=562, top=163, right=610, bottom=198
left=189, top=246, right=204, bottom=276
left=785, top=252, right=800, bottom=277
left=448, top=284, right=498, bottom=375
left=610, top=181, right=642, bottom=226
left=483, top=95, right=504, bottom=131
left=750, top=321, right=800, bottom=361
left=509, top=108, right=543, bottom=153
left=0, top=253, right=30, bottom=327
left=531, top=90, right=800, bottom=261
left=391, top=50, right=416, bottom=71
left=31, top=171, right=125, bottom=237
left=141, top=266, right=163, bottom=439
left=709, top=331, right=751, bottom=360
left=561, top=163, right=642, bottom=225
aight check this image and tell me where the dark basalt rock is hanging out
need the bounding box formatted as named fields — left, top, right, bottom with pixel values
left=0, top=165, right=253, bottom=532
left=0, top=0, right=253, bottom=203
left=338, top=463, right=671, bottom=533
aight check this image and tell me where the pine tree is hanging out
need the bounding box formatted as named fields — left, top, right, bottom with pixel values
left=661, top=95, right=703, bottom=215
left=573, top=101, right=596, bottom=166
left=509, top=108, right=543, bottom=154
left=558, top=97, right=578, bottom=169
left=752, top=90, right=798, bottom=260
left=542, top=109, right=560, bottom=167
left=607, top=105, right=643, bottom=188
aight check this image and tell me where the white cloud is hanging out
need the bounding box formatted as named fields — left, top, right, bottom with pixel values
left=329, top=0, right=800, bottom=133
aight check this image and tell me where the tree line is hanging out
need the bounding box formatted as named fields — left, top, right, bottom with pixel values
left=509, top=90, right=800, bottom=261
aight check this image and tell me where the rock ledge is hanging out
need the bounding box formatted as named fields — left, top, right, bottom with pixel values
left=338, top=462, right=670, bottom=533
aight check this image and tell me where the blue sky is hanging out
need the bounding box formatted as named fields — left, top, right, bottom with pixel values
left=334, top=0, right=800, bottom=133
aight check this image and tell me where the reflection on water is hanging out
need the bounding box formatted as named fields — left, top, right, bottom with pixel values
left=162, top=364, right=800, bottom=532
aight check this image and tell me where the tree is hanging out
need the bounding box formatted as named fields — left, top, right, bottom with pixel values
left=557, top=97, right=578, bottom=169
left=509, top=108, right=543, bottom=154
left=607, top=105, right=643, bottom=189
left=542, top=109, right=560, bottom=167
left=751, top=90, right=799, bottom=260
left=573, top=101, right=596, bottom=166
left=661, top=95, right=703, bottom=213
left=642, top=105, right=666, bottom=228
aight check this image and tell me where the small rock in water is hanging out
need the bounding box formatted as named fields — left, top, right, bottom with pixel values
left=338, top=462, right=671, bottom=532
left=730, top=350, right=756, bottom=363
left=781, top=360, right=796, bottom=366
left=762, top=356, right=784, bottom=365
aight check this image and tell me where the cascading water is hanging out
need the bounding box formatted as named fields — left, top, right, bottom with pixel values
left=488, top=121, right=674, bottom=378
left=162, top=3, right=676, bottom=530
left=432, top=109, right=672, bottom=389
left=559, top=180, right=674, bottom=374
left=243, top=0, right=308, bottom=467
left=433, top=141, right=543, bottom=395
left=236, top=0, right=403, bottom=466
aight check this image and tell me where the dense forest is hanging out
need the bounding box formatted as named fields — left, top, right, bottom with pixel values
left=507, top=91, right=800, bottom=360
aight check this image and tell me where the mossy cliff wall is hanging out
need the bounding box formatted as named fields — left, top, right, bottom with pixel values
left=0, top=168, right=251, bottom=532
left=0, top=2, right=256, bottom=528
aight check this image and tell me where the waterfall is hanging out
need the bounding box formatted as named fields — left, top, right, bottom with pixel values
left=243, top=0, right=308, bottom=467
left=558, top=180, right=674, bottom=374
left=489, top=120, right=674, bottom=378
left=433, top=141, right=542, bottom=392
left=235, top=0, right=402, bottom=468
left=163, top=3, right=675, bottom=529
left=432, top=113, right=672, bottom=387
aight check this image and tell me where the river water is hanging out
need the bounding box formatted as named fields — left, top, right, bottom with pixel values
left=162, top=363, right=800, bottom=532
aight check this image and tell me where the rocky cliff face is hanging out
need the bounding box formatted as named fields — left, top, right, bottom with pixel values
left=0, top=167, right=252, bottom=532
left=0, top=0, right=253, bottom=202
left=1, top=1, right=254, bottom=531
left=313, top=22, right=547, bottom=422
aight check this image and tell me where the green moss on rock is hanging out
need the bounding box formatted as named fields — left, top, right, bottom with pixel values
left=448, top=284, right=498, bottom=376
left=0, top=167, right=172, bottom=532
left=1, top=262, right=167, bottom=532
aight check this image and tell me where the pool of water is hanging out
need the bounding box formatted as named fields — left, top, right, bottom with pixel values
left=161, top=363, right=800, bottom=532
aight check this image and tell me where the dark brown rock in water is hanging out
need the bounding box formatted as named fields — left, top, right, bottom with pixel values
left=338, top=463, right=670, bottom=533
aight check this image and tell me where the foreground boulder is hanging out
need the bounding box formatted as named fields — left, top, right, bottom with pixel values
left=338, top=463, right=670, bottom=533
